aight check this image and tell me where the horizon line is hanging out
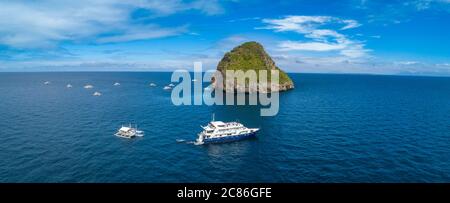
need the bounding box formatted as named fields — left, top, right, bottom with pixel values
left=0, top=70, right=449, bottom=78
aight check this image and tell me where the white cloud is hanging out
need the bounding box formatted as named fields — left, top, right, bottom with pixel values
left=260, top=15, right=361, bottom=33
left=340, top=19, right=361, bottom=30
left=396, top=61, right=420, bottom=65
left=340, top=45, right=371, bottom=58
left=270, top=54, right=450, bottom=76
left=96, top=25, right=188, bottom=43
left=437, top=63, right=450, bottom=66
left=0, top=0, right=223, bottom=49
left=279, top=41, right=347, bottom=51
left=305, top=29, right=346, bottom=42
left=260, top=16, right=333, bottom=33
left=361, top=0, right=450, bottom=25
left=134, top=0, right=224, bottom=16
left=227, top=17, right=261, bottom=23
left=410, top=0, right=450, bottom=11
left=260, top=15, right=370, bottom=59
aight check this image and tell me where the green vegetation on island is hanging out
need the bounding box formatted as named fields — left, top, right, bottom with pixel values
left=214, top=41, right=294, bottom=92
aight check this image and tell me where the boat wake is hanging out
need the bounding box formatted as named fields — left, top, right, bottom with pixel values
left=193, top=141, right=203, bottom=145
left=176, top=139, right=199, bottom=145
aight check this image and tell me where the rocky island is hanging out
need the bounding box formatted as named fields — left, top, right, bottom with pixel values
left=212, top=41, right=294, bottom=93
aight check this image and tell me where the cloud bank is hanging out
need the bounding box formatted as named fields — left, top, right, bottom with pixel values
left=259, top=15, right=369, bottom=59
left=0, top=0, right=223, bottom=49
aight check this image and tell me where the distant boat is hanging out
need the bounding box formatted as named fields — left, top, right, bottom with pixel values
left=192, top=79, right=198, bottom=82
left=168, top=83, right=175, bottom=87
left=44, top=81, right=51, bottom=85
left=84, top=85, right=94, bottom=89
left=113, top=82, right=121, bottom=86
left=66, top=84, right=73, bottom=88
left=93, top=91, right=102, bottom=96
left=115, top=124, right=144, bottom=139
left=163, top=86, right=172, bottom=90
left=149, top=83, right=157, bottom=87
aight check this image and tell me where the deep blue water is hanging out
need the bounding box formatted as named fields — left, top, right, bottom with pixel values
left=1, top=72, right=450, bottom=183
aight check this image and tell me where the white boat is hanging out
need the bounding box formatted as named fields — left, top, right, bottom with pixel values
left=44, top=81, right=51, bottom=85
left=168, top=83, right=175, bottom=87
left=66, top=84, right=73, bottom=88
left=192, top=79, right=197, bottom=82
left=115, top=124, right=144, bottom=139
left=93, top=91, right=102, bottom=96
left=196, top=114, right=259, bottom=144
left=163, top=86, right=172, bottom=90
left=84, top=84, right=94, bottom=89
left=113, top=82, right=121, bottom=86
left=149, top=83, right=157, bottom=87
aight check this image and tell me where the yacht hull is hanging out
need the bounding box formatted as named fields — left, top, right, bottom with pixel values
left=115, top=133, right=134, bottom=139
left=202, top=131, right=257, bottom=144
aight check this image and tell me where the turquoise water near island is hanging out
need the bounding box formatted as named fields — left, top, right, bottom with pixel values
left=1, top=72, right=450, bottom=182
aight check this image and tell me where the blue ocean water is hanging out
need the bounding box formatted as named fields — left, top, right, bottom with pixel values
left=0, top=72, right=450, bottom=183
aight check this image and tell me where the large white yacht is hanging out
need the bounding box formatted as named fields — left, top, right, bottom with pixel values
left=196, top=115, right=259, bottom=144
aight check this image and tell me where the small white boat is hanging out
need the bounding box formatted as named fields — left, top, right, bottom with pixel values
left=93, top=91, right=102, bottom=96
left=149, top=83, right=157, bottom=87
left=135, top=130, right=144, bottom=137
left=115, top=124, right=144, bottom=139
left=114, top=82, right=121, bottom=86
left=168, top=83, right=175, bottom=87
left=192, top=79, right=198, bottom=82
left=44, top=81, right=51, bottom=85
left=84, top=84, right=94, bottom=89
left=66, top=84, right=73, bottom=88
left=163, top=86, right=172, bottom=90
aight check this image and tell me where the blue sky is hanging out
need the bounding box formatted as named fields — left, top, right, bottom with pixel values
left=0, top=0, right=450, bottom=75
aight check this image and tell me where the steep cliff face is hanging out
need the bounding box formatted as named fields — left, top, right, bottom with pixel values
left=213, top=41, right=294, bottom=93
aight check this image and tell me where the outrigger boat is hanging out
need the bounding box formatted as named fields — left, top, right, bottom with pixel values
left=115, top=124, right=144, bottom=139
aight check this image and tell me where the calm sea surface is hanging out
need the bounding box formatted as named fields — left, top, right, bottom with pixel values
left=0, top=72, right=449, bottom=182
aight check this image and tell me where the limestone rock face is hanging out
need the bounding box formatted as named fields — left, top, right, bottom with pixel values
left=213, top=41, right=294, bottom=93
